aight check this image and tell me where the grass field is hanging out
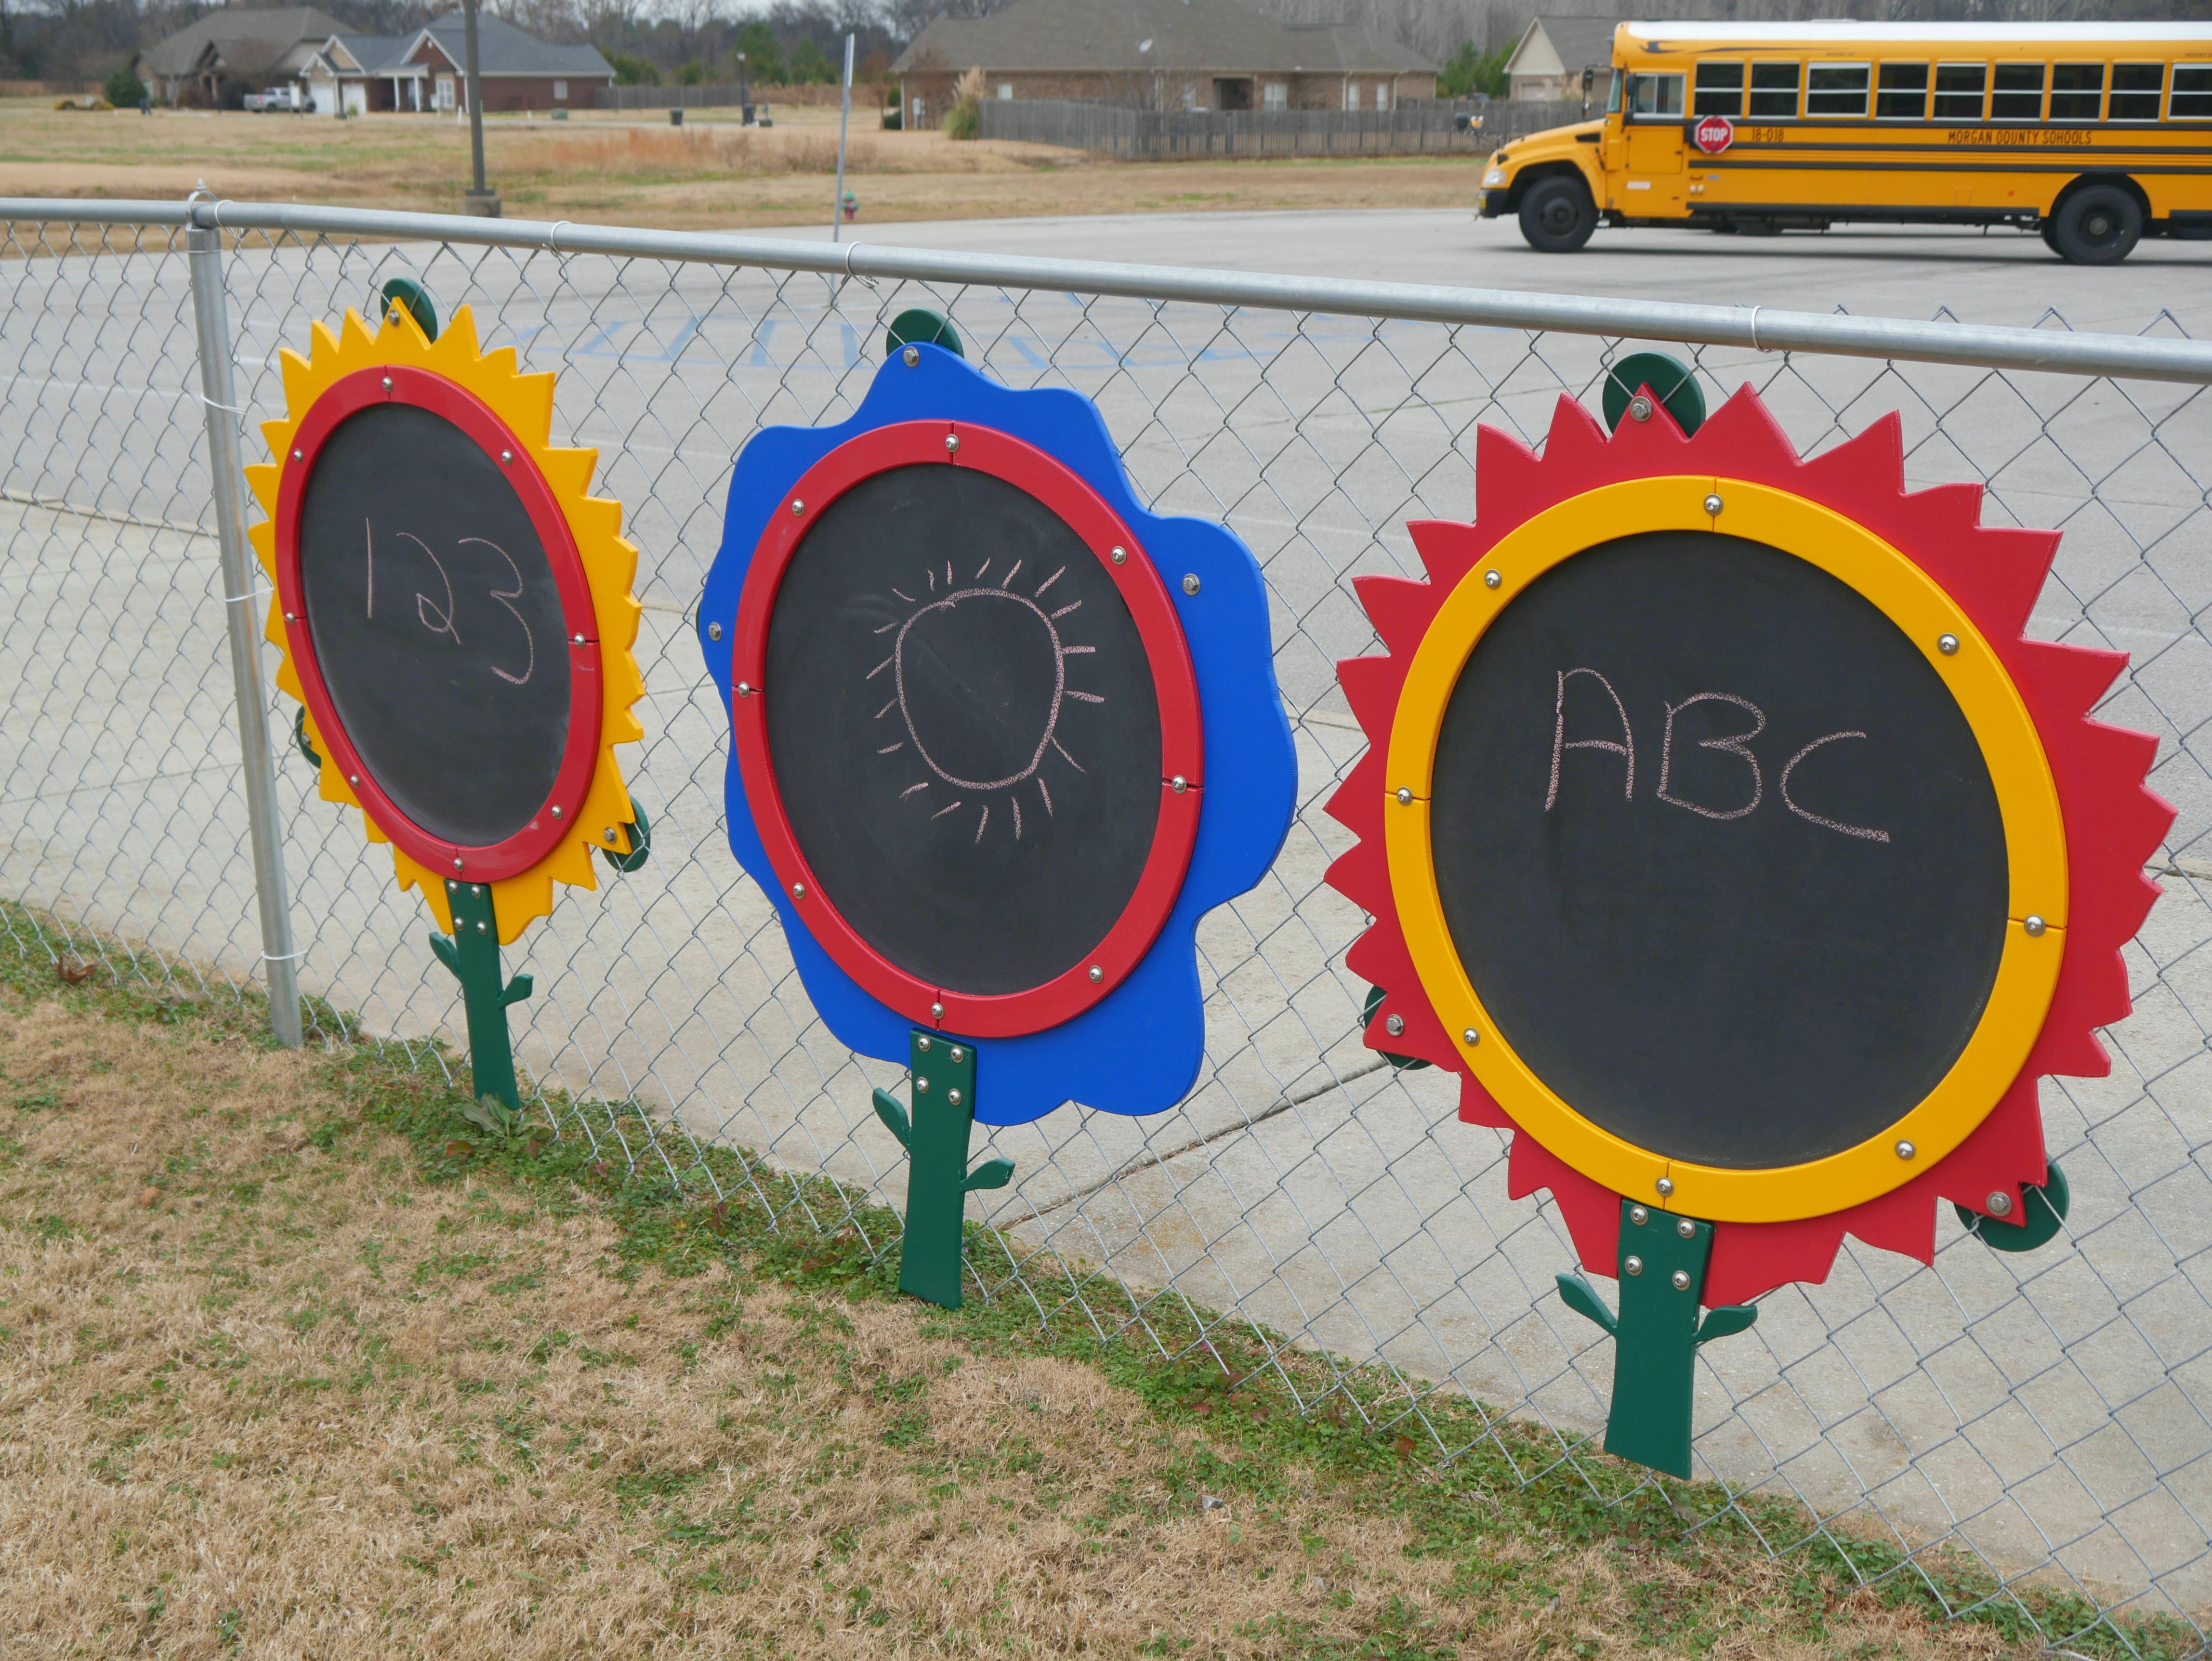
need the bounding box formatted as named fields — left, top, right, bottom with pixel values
left=0, top=99, right=1487, bottom=230
left=4, top=914, right=2194, bottom=1659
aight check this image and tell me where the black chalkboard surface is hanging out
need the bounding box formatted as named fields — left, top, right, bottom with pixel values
left=1431, top=530, right=2008, bottom=1171
left=297, top=402, right=572, bottom=850
left=764, top=464, right=1163, bottom=997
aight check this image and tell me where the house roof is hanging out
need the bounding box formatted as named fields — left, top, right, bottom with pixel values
left=1505, top=16, right=1619, bottom=81
left=416, top=14, right=613, bottom=78
left=328, top=32, right=418, bottom=74
left=137, top=6, right=346, bottom=78
left=892, top=0, right=1431, bottom=76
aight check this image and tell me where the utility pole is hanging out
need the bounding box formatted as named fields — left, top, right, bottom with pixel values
left=831, top=32, right=854, bottom=242
left=462, top=0, right=499, bottom=217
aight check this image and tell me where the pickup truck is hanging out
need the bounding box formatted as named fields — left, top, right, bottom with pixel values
left=243, top=86, right=304, bottom=112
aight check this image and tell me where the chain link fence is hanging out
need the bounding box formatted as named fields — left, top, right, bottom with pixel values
left=4, top=201, right=2211, bottom=1653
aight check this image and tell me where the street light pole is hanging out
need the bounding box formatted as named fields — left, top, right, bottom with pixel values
left=831, top=32, right=854, bottom=242
left=462, top=0, right=499, bottom=217
left=737, top=50, right=749, bottom=123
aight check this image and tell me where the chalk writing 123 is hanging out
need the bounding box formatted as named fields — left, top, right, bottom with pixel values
left=361, top=517, right=537, bottom=687
left=1546, top=667, right=1889, bottom=844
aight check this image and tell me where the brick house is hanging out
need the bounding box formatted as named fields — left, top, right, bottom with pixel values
left=1502, top=16, right=1618, bottom=104
left=303, top=15, right=613, bottom=116
left=134, top=7, right=343, bottom=108
left=892, top=0, right=1433, bottom=129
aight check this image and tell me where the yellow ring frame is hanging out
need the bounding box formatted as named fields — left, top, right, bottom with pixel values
left=1383, top=476, right=2067, bottom=1225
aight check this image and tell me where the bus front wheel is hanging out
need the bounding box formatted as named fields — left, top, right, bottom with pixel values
left=1519, top=177, right=1596, bottom=253
left=2050, top=184, right=2142, bottom=265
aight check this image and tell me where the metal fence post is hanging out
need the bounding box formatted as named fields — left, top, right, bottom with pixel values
left=186, top=202, right=303, bottom=1047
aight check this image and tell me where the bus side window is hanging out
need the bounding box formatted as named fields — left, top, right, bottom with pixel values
left=1991, top=62, right=2046, bottom=121
left=1695, top=62, right=1743, bottom=117
left=1933, top=63, right=1987, bottom=119
left=1748, top=62, right=1800, bottom=118
left=2173, top=66, right=2212, bottom=119
left=1626, top=72, right=1684, bottom=118
left=2109, top=63, right=2163, bottom=121
left=1876, top=63, right=1928, bottom=119
left=2049, top=63, right=2103, bottom=120
left=1806, top=63, right=1871, bottom=118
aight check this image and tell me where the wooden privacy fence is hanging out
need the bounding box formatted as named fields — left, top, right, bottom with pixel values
left=976, top=98, right=1521, bottom=158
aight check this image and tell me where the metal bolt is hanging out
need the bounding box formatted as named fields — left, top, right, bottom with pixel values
left=915, top=1075, right=930, bottom=1093
left=790, top=499, right=804, bottom=515
left=930, top=1002, right=945, bottom=1021
left=1671, top=1269, right=1692, bottom=1291
left=707, top=622, right=724, bottom=642
left=1111, top=546, right=1127, bottom=565
left=948, top=1087, right=962, bottom=1105
left=1171, top=776, right=1188, bottom=794
left=1656, top=1177, right=1675, bottom=1198
left=476, top=921, right=487, bottom=933
left=1483, top=569, right=1501, bottom=589
left=604, top=828, right=619, bottom=844
left=382, top=375, right=393, bottom=390
left=917, top=1035, right=932, bottom=1052
left=1462, top=1028, right=1479, bottom=1046
left=284, top=611, right=296, bottom=622
left=572, top=633, right=587, bottom=645
left=1938, top=633, right=1960, bottom=655
left=348, top=775, right=358, bottom=785
left=1703, top=493, right=1724, bottom=515
left=949, top=1047, right=964, bottom=1063
left=292, top=448, right=303, bottom=461
left=1628, top=1205, right=1648, bottom=1227
left=1896, top=1139, right=1917, bottom=1160
left=2025, top=914, right=2047, bottom=937
left=1396, top=787, right=1413, bottom=804
left=1628, top=394, right=1654, bottom=422
left=1987, top=1191, right=2014, bottom=1217
left=1088, top=965, right=1104, bottom=983
left=944, top=433, right=961, bottom=454
left=500, top=450, right=513, bottom=464
left=550, top=805, right=562, bottom=818
left=1182, top=573, right=1201, bottom=595
left=1625, top=1255, right=1644, bottom=1276
left=902, top=344, right=920, bottom=367
left=736, top=681, right=751, bottom=698
left=473, top=885, right=482, bottom=895
left=791, top=881, right=804, bottom=897
left=1384, top=1014, right=1405, bottom=1037
left=1676, top=1218, right=1696, bottom=1239
left=452, top=857, right=463, bottom=870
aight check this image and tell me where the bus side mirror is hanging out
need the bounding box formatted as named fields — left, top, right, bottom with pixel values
left=1583, top=66, right=1596, bottom=94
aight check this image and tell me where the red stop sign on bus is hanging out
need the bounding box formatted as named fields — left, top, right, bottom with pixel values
left=1693, top=115, right=1735, bottom=155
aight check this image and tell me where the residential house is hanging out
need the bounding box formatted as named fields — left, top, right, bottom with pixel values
left=892, top=0, right=1433, bottom=129
left=1502, top=16, right=1620, bottom=104
left=134, top=7, right=343, bottom=108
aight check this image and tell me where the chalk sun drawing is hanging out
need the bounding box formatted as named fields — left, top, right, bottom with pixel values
left=866, top=555, right=1104, bottom=845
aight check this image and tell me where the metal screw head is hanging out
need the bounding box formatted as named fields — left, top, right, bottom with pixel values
left=736, top=681, right=751, bottom=698
left=500, top=449, right=513, bottom=464
left=791, top=881, right=804, bottom=897
left=572, top=633, right=587, bottom=645
left=382, top=375, right=393, bottom=390
left=348, top=774, right=358, bottom=785
left=1703, top=494, right=1725, bottom=516
left=1182, top=573, right=1201, bottom=595
left=944, top=433, right=960, bottom=454
left=1171, top=776, right=1187, bottom=794
left=1987, top=1190, right=2014, bottom=1217
left=1462, top=1028, right=1479, bottom=1046
left=452, top=857, right=463, bottom=870
left=1483, top=569, right=1501, bottom=590
left=2024, top=914, right=2047, bottom=937
left=917, top=1035, right=932, bottom=1052
left=902, top=344, right=920, bottom=367
left=1628, top=1205, right=1648, bottom=1226
left=1676, top=1218, right=1696, bottom=1239
left=1671, top=1269, right=1692, bottom=1291
left=1896, top=1139, right=1917, bottom=1160
left=1628, top=394, right=1654, bottom=422
left=1088, top=965, right=1104, bottom=983
left=949, top=1046, right=964, bottom=1064
left=1396, top=786, right=1413, bottom=805
left=790, top=499, right=804, bottom=515
left=1111, top=546, right=1127, bottom=565
left=604, top=828, right=619, bottom=844
left=292, top=448, right=303, bottom=461
left=476, top=920, right=487, bottom=933
left=1656, top=1176, right=1675, bottom=1198
left=284, top=611, right=296, bottom=622
left=706, top=621, right=724, bottom=643
left=551, top=805, right=562, bottom=817
left=1938, top=633, right=1960, bottom=656
left=948, top=1087, right=962, bottom=1105
left=915, top=1075, right=930, bottom=1092
left=1384, top=1014, right=1405, bottom=1037
left=473, top=885, right=482, bottom=895
left=1624, top=1255, right=1644, bottom=1276
left=930, top=1001, right=945, bottom=1021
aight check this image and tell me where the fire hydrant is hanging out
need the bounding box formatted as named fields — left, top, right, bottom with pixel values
left=841, top=190, right=858, bottom=223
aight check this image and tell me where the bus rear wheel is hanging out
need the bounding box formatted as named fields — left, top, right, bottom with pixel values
left=1519, top=177, right=1596, bottom=253
left=2051, top=185, right=2142, bottom=265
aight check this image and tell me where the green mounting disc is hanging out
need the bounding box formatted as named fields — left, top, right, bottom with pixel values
left=1364, top=983, right=1430, bottom=1072
left=1602, top=351, right=1705, bottom=435
left=378, top=277, right=439, bottom=343
left=1958, top=1160, right=2070, bottom=1254
left=886, top=307, right=964, bottom=360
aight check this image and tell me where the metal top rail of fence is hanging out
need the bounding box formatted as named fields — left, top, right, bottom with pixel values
left=5, top=196, right=2211, bottom=1655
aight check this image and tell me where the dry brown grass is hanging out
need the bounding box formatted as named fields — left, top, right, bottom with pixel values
left=0, top=978, right=2042, bottom=1658
left=539, top=126, right=1001, bottom=178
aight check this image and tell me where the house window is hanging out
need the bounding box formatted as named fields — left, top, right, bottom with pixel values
left=553, top=79, right=567, bottom=101
left=2108, top=63, right=2162, bottom=121
left=1932, top=62, right=1986, bottom=119
left=1344, top=81, right=1359, bottom=111
left=1990, top=62, right=2045, bottom=120
left=1182, top=83, right=1197, bottom=110
left=1263, top=81, right=1286, bottom=112
left=1375, top=82, right=1389, bottom=111
left=1875, top=63, right=1927, bottom=119
left=1694, top=62, right=1743, bottom=118
left=1805, top=63, right=1870, bottom=117
left=2047, top=63, right=2102, bottom=120
left=997, top=82, right=1012, bottom=99
left=434, top=75, right=455, bottom=111
left=1748, top=61, right=1799, bottom=118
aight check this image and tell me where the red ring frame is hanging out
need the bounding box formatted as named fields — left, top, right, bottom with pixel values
left=728, top=420, right=1204, bottom=1039
left=272, top=366, right=606, bottom=884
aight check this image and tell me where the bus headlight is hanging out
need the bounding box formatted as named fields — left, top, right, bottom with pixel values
left=1484, top=168, right=1507, bottom=186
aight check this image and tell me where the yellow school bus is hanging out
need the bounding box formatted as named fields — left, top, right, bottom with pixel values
left=1477, top=22, right=2212, bottom=262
